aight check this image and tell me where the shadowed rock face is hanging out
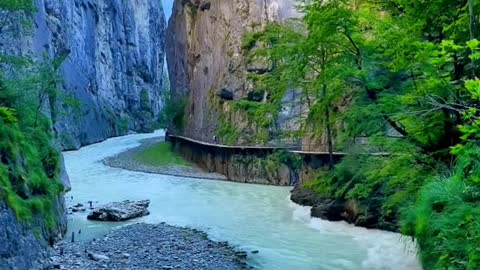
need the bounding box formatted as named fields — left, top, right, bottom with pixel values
left=0, top=203, right=47, bottom=270
left=1, top=0, right=167, bottom=150
left=166, top=0, right=299, bottom=142
left=0, top=196, right=67, bottom=270
left=0, top=1, right=165, bottom=268
left=290, top=186, right=399, bottom=232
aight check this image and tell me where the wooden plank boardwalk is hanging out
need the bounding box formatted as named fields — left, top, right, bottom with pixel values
left=169, top=135, right=390, bottom=157
left=169, top=135, right=348, bottom=156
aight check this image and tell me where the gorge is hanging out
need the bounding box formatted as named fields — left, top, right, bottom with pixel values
left=63, top=131, right=419, bottom=270
left=1, top=0, right=480, bottom=269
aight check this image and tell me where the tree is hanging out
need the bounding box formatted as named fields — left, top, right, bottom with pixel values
left=252, top=0, right=480, bottom=268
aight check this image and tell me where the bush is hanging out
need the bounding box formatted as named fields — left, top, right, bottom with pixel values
left=404, top=177, right=480, bottom=270
left=159, top=97, right=188, bottom=130
left=403, top=143, right=480, bottom=270
left=0, top=117, right=63, bottom=226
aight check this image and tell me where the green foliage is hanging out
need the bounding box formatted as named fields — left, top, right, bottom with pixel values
left=404, top=75, right=480, bottom=269
left=0, top=107, right=17, bottom=123
left=158, top=70, right=187, bottom=131
left=0, top=119, right=63, bottom=226
left=118, top=117, right=129, bottom=134
left=0, top=1, right=65, bottom=232
left=133, top=142, right=190, bottom=167
left=134, top=88, right=155, bottom=133
left=216, top=115, right=240, bottom=145
left=233, top=100, right=278, bottom=128
left=241, top=32, right=263, bottom=51
left=0, top=0, right=35, bottom=13
left=140, top=89, right=150, bottom=112
left=159, top=96, right=188, bottom=131
left=253, top=0, right=480, bottom=268
left=0, top=0, right=35, bottom=35
left=403, top=154, right=480, bottom=270
left=235, top=150, right=301, bottom=175
left=230, top=99, right=279, bottom=143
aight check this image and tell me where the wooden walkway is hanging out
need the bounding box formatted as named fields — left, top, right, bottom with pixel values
left=169, top=135, right=348, bottom=156
left=170, top=135, right=295, bottom=150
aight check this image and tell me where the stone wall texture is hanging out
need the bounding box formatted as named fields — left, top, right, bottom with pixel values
left=1, top=0, right=167, bottom=150
left=166, top=0, right=300, bottom=144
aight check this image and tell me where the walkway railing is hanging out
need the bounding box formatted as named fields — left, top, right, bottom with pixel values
left=168, top=134, right=350, bottom=156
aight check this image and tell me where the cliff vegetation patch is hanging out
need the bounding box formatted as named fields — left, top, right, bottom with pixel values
left=0, top=0, right=66, bottom=229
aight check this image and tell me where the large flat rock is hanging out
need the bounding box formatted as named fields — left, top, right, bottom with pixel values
left=87, top=200, right=150, bottom=222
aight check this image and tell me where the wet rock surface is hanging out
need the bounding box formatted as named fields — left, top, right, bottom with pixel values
left=87, top=200, right=151, bottom=222
left=48, top=223, right=247, bottom=270
left=290, top=186, right=398, bottom=231
left=103, top=137, right=227, bottom=181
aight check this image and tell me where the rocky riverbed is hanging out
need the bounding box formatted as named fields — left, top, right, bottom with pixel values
left=48, top=223, right=248, bottom=270
left=103, top=137, right=227, bottom=181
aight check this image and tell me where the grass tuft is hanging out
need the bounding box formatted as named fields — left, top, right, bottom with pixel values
left=133, top=142, right=190, bottom=167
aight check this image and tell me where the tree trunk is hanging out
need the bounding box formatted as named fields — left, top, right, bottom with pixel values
left=469, top=0, right=477, bottom=39
left=323, top=85, right=334, bottom=169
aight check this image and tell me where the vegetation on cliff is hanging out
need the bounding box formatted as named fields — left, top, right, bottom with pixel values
left=0, top=0, right=64, bottom=228
left=242, top=0, right=480, bottom=268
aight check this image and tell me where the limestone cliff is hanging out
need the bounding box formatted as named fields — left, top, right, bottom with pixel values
left=0, top=0, right=165, bottom=268
left=1, top=0, right=167, bottom=150
left=167, top=0, right=300, bottom=145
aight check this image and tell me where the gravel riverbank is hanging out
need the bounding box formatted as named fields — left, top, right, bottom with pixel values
left=103, top=137, right=227, bottom=180
left=48, top=223, right=248, bottom=270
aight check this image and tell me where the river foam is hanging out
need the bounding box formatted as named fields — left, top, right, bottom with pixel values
left=290, top=202, right=420, bottom=270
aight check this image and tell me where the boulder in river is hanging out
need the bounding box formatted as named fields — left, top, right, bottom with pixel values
left=87, top=200, right=150, bottom=221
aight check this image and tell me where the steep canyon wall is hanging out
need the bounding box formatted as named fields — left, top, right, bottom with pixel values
left=167, top=0, right=301, bottom=145
left=0, top=0, right=166, bottom=268
left=1, top=0, right=167, bottom=150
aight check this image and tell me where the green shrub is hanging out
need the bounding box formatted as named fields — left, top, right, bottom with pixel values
left=0, top=0, right=64, bottom=233
left=0, top=117, right=63, bottom=227
left=159, top=96, right=188, bottom=130
left=403, top=177, right=480, bottom=270
left=216, top=116, right=240, bottom=145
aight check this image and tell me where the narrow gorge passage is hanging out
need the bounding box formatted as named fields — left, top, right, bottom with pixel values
left=64, top=131, right=420, bottom=270
left=3, top=0, right=478, bottom=269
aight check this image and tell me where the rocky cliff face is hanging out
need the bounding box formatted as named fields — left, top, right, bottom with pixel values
left=0, top=196, right=67, bottom=269
left=0, top=161, right=69, bottom=270
left=0, top=203, right=48, bottom=270
left=1, top=0, right=167, bottom=150
left=170, top=136, right=298, bottom=185
left=167, top=0, right=299, bottom=144
left=0, top=0, right=165, bottom=268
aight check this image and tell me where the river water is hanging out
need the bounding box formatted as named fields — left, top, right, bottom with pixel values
left=63, top=131, right=421, bottom=270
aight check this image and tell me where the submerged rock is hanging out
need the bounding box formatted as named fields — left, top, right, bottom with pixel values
left=87, top=200, right=150, bottom=222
